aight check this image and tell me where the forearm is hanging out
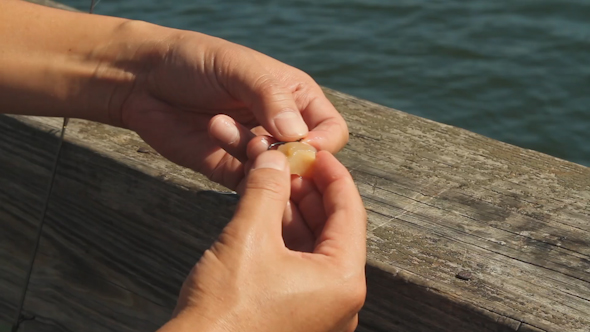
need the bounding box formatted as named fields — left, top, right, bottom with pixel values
left=0, top=0, right=173, bottom=126
left=156, top=311, right=220, bottom=332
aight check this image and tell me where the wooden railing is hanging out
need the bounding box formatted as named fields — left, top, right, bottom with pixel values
left=1, top=1, right=589, bottom=331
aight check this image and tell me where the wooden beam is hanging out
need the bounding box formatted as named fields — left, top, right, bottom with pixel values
left=2, top=85, right=589, bottom=331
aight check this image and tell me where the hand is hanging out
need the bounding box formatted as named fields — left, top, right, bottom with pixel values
left=1, top=3, right=347, bottom=191
left=115, top=24, right=349, bottom=190
left=157, top=150, right=367, bottom=332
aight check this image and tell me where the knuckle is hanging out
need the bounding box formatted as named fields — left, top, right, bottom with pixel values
left=337, top=271, right=367, bottom=313
left=344, top=316, right=359, bottom=332
left=245, top=171, right=286, bottom=201
left=215, top=45, right=246, bottom=65
left=211, top=44, right=251, bottom=83
left=253, top=76, right=285, bottom=99
left=358, top=204, right=368, bottom=222
left=215, top=49, right=238, bottom=76
left=252, top=74, right=274, bottom=91
left=341, top=121, right=350, bottom=145
left=349, top=281, right=367, bottom=312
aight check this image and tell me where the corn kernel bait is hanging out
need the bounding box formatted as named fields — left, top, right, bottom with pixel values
left=269, top=141, right=317, bottom=178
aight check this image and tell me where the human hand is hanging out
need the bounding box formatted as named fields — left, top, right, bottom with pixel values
left=1, top=4, right=347, bottom=191
left=112, top=23, right=348, bottom=190
left=157, top=150, right=366, bottom=332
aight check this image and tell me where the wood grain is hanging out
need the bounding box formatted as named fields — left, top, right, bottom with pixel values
left=0, top=114, right=56, bottom=327
left=0, top=116, right=234, bottom=331
left=327, top=89, right=590, bottom=332
left=1, top=87, right=588, bottom=332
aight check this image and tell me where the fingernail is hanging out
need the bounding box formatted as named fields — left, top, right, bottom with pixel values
left=213, top=117, right=240, bottom=145
left=274, top=110, right=309, bottom=139
left=252, top=151, right=287, bottom=171
left=259, top=136, right=271, bottom=150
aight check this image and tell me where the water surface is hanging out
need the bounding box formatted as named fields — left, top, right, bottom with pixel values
left=63, top=0, right=590, bottom=166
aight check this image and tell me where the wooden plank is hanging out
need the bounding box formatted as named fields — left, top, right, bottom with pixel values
left=359, top=264, right=521, bottom=332
left=18, top=317, right=63, bottom=332
left=0, top=116, right=233, bottom=331
left=518, top=323, right=549, bottom=332
left=1, top=87, right=588, bottom=332
left=0, top=322, right=12, bottom=332
left=326, top=89, right=590, bottom=332
left=0, top=113, right=56, bottom=328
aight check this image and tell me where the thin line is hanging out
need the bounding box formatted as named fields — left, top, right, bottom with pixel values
left=11, top=118, right=68, bottom=331
left=11, top=1, right=97, bottom=329
left=89, top=0, right=98, bottom=13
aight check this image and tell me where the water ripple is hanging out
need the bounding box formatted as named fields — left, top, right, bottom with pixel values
left=61, top=0, right=590, bottom=166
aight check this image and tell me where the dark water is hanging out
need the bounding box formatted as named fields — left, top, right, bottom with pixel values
left=64, top=0, right=590, bottom=166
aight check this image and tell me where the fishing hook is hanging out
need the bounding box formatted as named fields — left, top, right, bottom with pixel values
left=267, top=138, right=303, bottom=150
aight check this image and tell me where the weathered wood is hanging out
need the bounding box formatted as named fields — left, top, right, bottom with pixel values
left=0, top=115, right=233, bottom=331
left=3, top=1, right=590, bottom=331
left=17, top=317, right=62, bottom=332
left=2, top=84, right=589, bottom=332
left=0, top=115, right=55, bottom=328
left=329, top=89, right=590, bottom=332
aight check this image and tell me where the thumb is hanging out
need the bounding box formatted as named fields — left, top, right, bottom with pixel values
left=222, top=52, right=309, bottom=141
left=228, top=150, right=290, bottom=245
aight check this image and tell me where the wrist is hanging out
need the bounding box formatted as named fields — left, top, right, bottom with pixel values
left=79, top=19, right=179, bottom=127
left=0, top=1, right=178, bottom=126
left=157, top=310, right=221, bottom=332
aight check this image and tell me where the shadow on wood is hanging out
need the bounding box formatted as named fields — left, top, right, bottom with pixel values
left=0, top=118, right=543, bottom=332
left=360, top=264, right=522, bottom=332
left=4, top=107, right=587, bottom=332
left=0, top=84, right=590, bottom=332
left=1, top=116, right=235, bottom=331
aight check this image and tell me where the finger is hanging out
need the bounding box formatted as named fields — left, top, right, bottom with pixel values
left=221, top=52, right=309, bottom=142
left=343, top=315, right=359, bottom=332
left=302, top=117, right=349, bottom=153
left=247, top=135, right=274, bottom=160
left=232, top=137, right=271, bottom=186
left=290, top=176, right=327, bottom=239
left=229, top=150, right=290, bottom=245
left=246, top=125, right=273, bottom=156
left=289, top=175, right=317, bottom=203
left=250, top=125, right=271, bottom=137
left=126, top=102, right=246, bottom=190
left=282, top=199, right=315, bottom=252
left=312, top=151, right=366, bottom=266
left=298, top=91, right=349, bottom=153
left=240, top=134, right=278, bottom=176
left=249, top=50, right=348, bottom=152
left=208, top=114, right=256, bottom=163
left=234, top=177, right=316, bottom=252
left=202, top=149, right=245, bottom=191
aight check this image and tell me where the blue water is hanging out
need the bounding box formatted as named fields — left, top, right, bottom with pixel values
left=63, top=0, right=590, bottom=166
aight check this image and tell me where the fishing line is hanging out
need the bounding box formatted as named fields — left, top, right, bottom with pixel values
left=11, top=1, right=97, bottom=330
